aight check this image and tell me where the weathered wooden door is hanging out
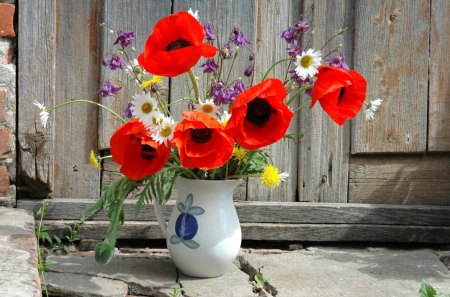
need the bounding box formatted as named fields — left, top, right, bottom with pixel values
left=17, top=0, right=450, bottom=243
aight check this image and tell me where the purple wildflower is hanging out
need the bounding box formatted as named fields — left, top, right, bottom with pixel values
left=281, top=26, right=296, bottom=43
left=229, top=27, right=251, bottom=47
left=210, top=81, right=236, bottom=105
left=201, top=59, right=219, bottom=73
left=249, top=53, right=255, bottom=61
left=289, top=70, right=313, bottom=96
left=295, top=21, right=310, bottom=33
left=244, top=65, right=254, bottom=77
left=102, top=54, right=126, bottom=70
left=287, top=47, right=303, bottom=58
left=328, top=54, right=350, bottom=70
left=233, top=80, right=246, bottom=95
left=121, top=102, right=133, bottom=119
left=204, top=22, right=216, bottom=41
left=96, top=81, right=122, bottom=97
left=113, top=30, right=135, bottom=47
left=188, top=100, right=195, bottom=111
left=220, top=43, right=232, bottom=59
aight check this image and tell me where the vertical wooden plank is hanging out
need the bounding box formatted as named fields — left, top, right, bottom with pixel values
left=17, top=0, right=56, bottom=198
left=351, top=0, right=430, bottom=153
left=52, top=0, right=101, bottom=198
left=98, top=0, right=172, bottom=149
left=428, top=0, right=450, bottom=151
left=298, top=0, right=353, bottom=203
left=246, top=0, right=301, bottom=202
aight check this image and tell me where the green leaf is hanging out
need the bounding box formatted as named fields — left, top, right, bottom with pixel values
left=53, top=235, right=61, bottom=245
left=188, top=206, right=205, bottom=216
left=170, top=235, right=182, bottom=244
left=255, top=273, right=266, bottom=288
left=420, top=280, right=437, bottom=297
left=43, top=232, right=53, bottom=244
left=45, top=259, right=58, bottom=266
left=177, top=202, right=186, bottom=213
left=183, top=239, right=200, bottom=249
left=436, top=294, right=450, bottom=297
left=185, top=194, right=193, bottom=210
left=95, top=241, right=115, bottom=265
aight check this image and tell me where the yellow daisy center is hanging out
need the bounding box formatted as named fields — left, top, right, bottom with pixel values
left=160, top=126, right=172, bottom=138
left=141, top=102, right=153, bottom=114
left=152, top=116, right=161, bottom=125
left=301, top=55, right=313, bottom=68
left=89, top=150, right=100, bottom=170
left=233, top=147, right=248, bottom=163
left=202, top=104, right=213, bottom=113
left=260, top=165, right=281, bottom=188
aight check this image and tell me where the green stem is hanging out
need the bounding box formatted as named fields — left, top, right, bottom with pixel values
left=46, top=99, right=126, bottom=123
left=161, top=97, right=195, bottom=110
left=292, top=99, right=312, bottom=113
left=188, top=69, right=200, bottom=100
left=286, top=85, right=313, bottom=105
left=262, top=58, right=292, bottom=81
left=225, top=51, right=238, bottom=84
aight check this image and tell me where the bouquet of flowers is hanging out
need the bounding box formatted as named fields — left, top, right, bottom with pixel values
left=34, top=9, right=380, bottom=263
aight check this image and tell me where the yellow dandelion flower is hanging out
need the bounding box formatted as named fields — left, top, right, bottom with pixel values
left=260, top=165, right=281, bottom=188
left=89, top=150, right=100, bottom=170
left=233, top=147, right=248, bottom=163
left=140, top=75, right=163, bottom=91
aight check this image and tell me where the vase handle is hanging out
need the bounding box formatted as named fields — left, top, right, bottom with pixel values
left=153, top=200, right=167, bottom=238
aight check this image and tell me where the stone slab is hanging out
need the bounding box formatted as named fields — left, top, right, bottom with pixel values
left=179, top=263, right=257, bottom=297
left=241, top=247, right=450, bottom=297
left=45, top=271, right=129, bottom=297
left=46, top=253, right=179, bottom=296
left=0, top=207, right=40, bottom=297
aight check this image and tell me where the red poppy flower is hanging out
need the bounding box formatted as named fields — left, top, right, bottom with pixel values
left=173, top=111, right=234, bottom=170
left=110, top=119, right=171, bottom=180
left=138, top=11, right=217, bottom=77
left=225, top=78, right=293, bottom=150
left=311, top=66, right=367, bottom=125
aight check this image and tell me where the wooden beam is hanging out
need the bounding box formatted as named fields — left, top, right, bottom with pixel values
left=18, top=199, right=450, bottom=226
left=43, top=220, right=450, bottom=243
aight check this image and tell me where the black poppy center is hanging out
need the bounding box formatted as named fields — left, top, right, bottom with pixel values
left=245, top=98, right=274, bottom=127
left=141, top=144, right=157, bottom=161
left=166, top=39, right=191, bottom=51
left=191, top=128, right=212, bottom=144
left=338, top=87, right=346, bottom=101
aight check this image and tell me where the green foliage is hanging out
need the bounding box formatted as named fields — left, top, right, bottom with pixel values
left=254, top=272, right=266, bottom=289
left=420, top=280, right=450, bottom=297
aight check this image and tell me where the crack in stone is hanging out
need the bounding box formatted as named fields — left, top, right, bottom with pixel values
left=236, top=255, right=278, bottom=297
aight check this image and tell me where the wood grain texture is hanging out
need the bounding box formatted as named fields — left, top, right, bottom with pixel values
left=428, top=0, right=450, bottom=151
left=53, top=0, right=101, bottom=198
left=351, top=0, right=430, bottom=153
left=98, top=0, right=171, bottom=149
left=298, top=0, right=353, bottom=202
left=18, top=198, right=450, bottom=226
left=17, top=0, right=56, bottom=198
left=349, top=154, right=450, bottom=205
left=246, top=0, right=301, bottom=202
left=44, top=220, right=450, bottom=243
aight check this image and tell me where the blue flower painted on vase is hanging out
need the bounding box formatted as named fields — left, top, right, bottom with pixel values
left=170, top=194, right=204, bottom=249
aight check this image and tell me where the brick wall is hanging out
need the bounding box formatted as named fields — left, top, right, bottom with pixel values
left=0, top=1, right=16, bottom=206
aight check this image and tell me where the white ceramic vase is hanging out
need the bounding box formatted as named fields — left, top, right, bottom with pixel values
left=155, top=177, right=242, bottom=278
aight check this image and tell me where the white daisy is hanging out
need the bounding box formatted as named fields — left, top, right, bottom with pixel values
left=220, top=110, right=232, bottom=126
left=194, top=98, right=221, bottom=117
left=279, top=172, right=289, bottom=182
left=33, top=100, right=50, bottom=128
left=151, top=116, right=177, bottom=146
left=188, top=8, right=199, bottom=20
left=364, top=98, right=383, bottom=120
left=294, top=48, right=322, bottom=80
left=130, top=93, right=159, bottom=125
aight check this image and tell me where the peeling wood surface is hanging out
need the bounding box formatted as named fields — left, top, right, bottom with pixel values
left=19, top=198, right=450, bottom=226
left=98, top=0, right=171, bottom=149
left=351, top=0, right=430, bottom=153
left=45, top=220, right=450, bottom=243
left=18, top=0, right=57, bottom=198
left=298, top=0, right=353, bottom=202
left=428, top=0, right=450, bottom=151
left=349, top=155, right=450, bottom=205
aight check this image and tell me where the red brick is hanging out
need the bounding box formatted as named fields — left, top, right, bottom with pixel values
left=0, top=90, right=5, bottom=121
left=3, top=46, right=14, bottom=64
left=0, top=3, right=15, bottom=37
left=0, top=128, right=11, bottom=157
left=0, top=165, right=9, bottom=195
